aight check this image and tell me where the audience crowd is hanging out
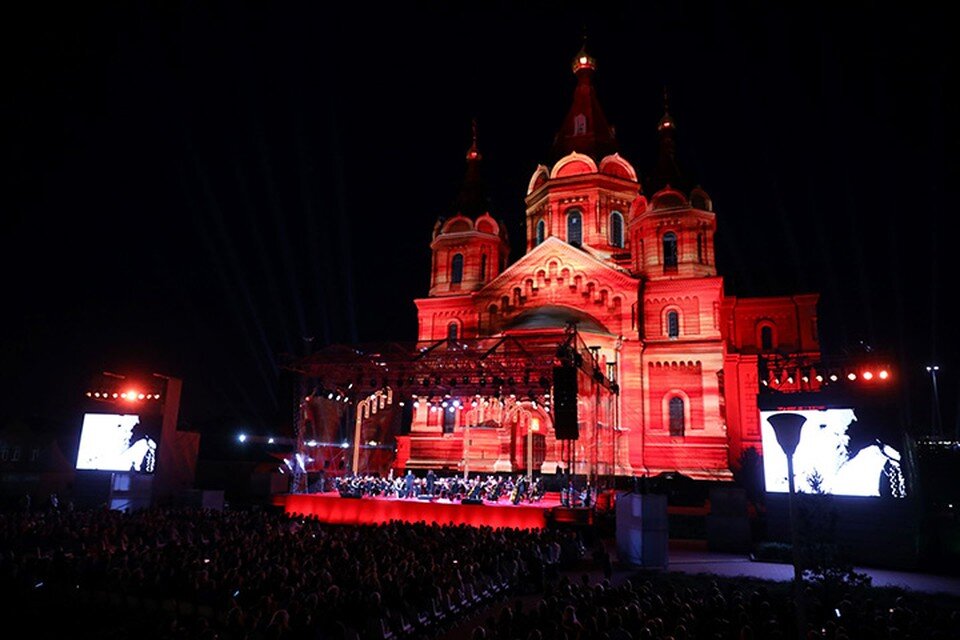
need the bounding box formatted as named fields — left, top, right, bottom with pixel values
left=1, top=500, right=958, bottom=640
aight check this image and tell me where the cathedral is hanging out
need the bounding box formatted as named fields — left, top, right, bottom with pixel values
left=397, top=46, right=821, bottom=481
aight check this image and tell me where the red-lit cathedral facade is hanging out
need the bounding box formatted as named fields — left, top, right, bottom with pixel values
left=400, top=49, right=820, bottom=481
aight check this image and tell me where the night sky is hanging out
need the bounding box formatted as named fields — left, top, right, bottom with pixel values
left=3, top=2, right=957, bottom=440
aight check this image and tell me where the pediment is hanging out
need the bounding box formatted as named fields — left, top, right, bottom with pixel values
left=479, top=236, right=636, bottom=297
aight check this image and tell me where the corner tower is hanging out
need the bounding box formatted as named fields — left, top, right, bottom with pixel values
left=629, top=105, right=717, bottom=280
left=428, top=123, right=510, bottom=298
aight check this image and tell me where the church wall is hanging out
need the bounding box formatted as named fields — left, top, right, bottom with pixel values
left=723, top=294, right=820, bottom=355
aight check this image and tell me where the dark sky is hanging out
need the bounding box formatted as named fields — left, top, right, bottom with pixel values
left=2, top=2, right=957, bottom=439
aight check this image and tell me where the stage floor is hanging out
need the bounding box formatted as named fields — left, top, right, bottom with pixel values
left=275, top=491, right=563, bottom=530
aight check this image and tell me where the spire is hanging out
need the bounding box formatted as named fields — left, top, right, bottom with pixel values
left=650, top=86, right=684, bottom=193
left=454, top=118, right=490, bottom=218
left=550, top=39, right=618, bottom=162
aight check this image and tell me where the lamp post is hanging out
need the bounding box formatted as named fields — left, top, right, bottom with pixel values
left=926, top=365, right=942, bottom=438
left=768, top=412, right=808, bottom=640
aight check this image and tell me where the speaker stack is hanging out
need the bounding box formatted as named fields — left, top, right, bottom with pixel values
left=553, top=363, right=579, bottom=440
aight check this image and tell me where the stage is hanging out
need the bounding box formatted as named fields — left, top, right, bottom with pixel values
left=275, top=491, right=572, bottom=530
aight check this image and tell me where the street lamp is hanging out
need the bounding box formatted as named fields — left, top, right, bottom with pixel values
left=768, top=412, right=808, bottom=640
left=926, top=365, right=943, bottom=438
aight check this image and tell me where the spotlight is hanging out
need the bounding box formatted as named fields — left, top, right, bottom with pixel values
left=847, top=372, right=857, bottom=381
left=879, top=370, right=889, bottom=379
left=268, top=437, right=275, bottom=444
left=238, top=434, right=247, bottom=443
left=862, top=371, right=874, bottom=381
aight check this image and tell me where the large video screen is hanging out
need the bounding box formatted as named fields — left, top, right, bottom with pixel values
left=76, top=413, right=159, bottom=473
left=760, top=406, right=907, bottom=498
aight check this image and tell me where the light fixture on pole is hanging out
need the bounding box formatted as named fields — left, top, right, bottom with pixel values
left=926, top=365, right=942, bottom=438
left=768, top=411, right=808, bottom=640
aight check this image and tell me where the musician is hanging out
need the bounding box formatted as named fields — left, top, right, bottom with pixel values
left=403, top=469, right=415, bottom=498
left=426, top=469, right=436, bottom=496
left=511, top=474, right=527, bottom=505
left=530, top=476, right=544, bottom=502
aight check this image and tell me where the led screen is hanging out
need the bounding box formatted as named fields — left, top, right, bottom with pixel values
left=760, top=406, right=906, bottom=498
left=76, top=413, right=159, bottom=473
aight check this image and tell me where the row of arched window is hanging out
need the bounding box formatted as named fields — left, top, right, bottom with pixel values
left=534, top=209, right=625, bottom=248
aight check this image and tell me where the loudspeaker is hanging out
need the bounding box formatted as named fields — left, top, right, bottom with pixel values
left=399, top=400, right=413, bottom=435
left=553, top=364, right=579, bottom=440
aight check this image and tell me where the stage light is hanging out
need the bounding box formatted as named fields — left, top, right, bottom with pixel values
left=829, top=374, right=838, bottom=382
left=120, top=392, right=127, bottom=399
left=336, top=394, right=342, bottom=401
left=847, top=372, right=857, bottom=381
left=787, top=376, right=794, bottom=384
left=341, top=441, right=349, bottom=448
left=862, top=371, right=874, bottom=381
left=328, top=392, right=334, bottom=399
left=448, top=406, right=455, bottom=413
left=879, top=370, right=889, bottom=379
left=471, top=400, right=477, bottom=407
left=94, top=392, right=100, bottom=398
left=306, top=440, right=317, bottom=447
left=137, top=393, right=145, bottom=400
left=86, top=392, right=92, bottom=397
left=816, top=375, right=823, bottom=382
left=441, top=401, right=448, bottom=408
left=126, top=389, right=138, bottom=400
left=238, top=434, right=247, bottom=443
left=268, top=437, right=275, bottom=444
left=368, top=440, right=377, bottom=446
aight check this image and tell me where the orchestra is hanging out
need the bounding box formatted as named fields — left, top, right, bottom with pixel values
left=330, top=471, right=549, bottom=504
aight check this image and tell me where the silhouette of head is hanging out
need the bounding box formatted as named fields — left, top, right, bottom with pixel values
left=843, top=402, right=899, bottom=457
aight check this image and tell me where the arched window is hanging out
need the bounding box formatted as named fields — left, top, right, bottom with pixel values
left=567, top=209, right=582, bottom=246
left=667, top=311, right=680, bottom=338
left=480, top=254, right=487, bottom=281
left=761, top=325, right=774, bottom=352
left=574, top=113, right=587, bottom=135
left=663, top=232, right=678, bottom=270
left=536, top=219, right=546, bottom=246
left=442, top=405, right=456, bottom=434
left=669, top=397, right=685, bottom=436
left=451, top=253, right=464, bottom=284
left=609, top=211, right=624, bottom=248
left=447, top=322, right=459, bottom=342
left=697, top=233, right=704, bottom=263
